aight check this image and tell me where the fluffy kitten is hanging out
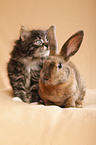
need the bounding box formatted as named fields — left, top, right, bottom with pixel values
left=7, top=26, right=50, bottom=103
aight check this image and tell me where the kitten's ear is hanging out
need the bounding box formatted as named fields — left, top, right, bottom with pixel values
left=20, top=26, right=30, bottom=41
left=60, top=30, right=84, bottom=61
left=47, top=25, right=58, bottom=56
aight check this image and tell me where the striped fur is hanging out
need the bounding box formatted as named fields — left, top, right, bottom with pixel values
left=7, top=26, right=50, bottom=103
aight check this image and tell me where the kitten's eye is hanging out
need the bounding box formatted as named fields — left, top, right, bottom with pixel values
left=58, top=62, right=62, bottom=69
left=35, top=40, right=42, bottom=45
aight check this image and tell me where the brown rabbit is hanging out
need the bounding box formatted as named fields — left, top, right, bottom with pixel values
left=39, top=26, right=86, bottom=108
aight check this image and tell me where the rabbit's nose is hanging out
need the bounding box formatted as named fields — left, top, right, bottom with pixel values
left=43, top=74, right=49, bottom=80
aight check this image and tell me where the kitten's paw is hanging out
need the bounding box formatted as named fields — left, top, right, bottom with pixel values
left=12, top=97, right=22, bottom=102
left=31, top=102, right=38, bottom=105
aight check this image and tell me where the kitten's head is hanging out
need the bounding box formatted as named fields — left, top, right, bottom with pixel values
left=13, top=26, right=50, bottom=59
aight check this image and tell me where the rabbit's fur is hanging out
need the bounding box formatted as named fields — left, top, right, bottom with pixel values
left=39, top=26, right=86, bottom=108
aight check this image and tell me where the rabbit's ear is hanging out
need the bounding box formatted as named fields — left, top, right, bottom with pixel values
left=20, top=26, right=30, bottom=41
left=60, top=30, right=84, bottom=61
left=47, top=25, right=58, bottom=56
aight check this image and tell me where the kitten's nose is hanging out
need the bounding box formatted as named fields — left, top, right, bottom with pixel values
left=44, top=42, right=49, bottom=50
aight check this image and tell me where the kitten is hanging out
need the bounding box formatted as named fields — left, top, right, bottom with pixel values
left=7, top=26, right=51, bottom=103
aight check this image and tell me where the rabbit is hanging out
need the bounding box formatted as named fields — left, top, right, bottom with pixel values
left=39, top=26, right=86, bottom=108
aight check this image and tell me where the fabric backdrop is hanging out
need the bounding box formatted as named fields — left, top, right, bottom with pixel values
left=0, top=0, right=96, bottom=89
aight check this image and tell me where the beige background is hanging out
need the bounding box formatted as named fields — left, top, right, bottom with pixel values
left=0, top=0, right=96, bottom=89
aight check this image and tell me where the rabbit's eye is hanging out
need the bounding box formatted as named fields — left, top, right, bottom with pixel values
left=58, top=62, right=62, bottom=69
